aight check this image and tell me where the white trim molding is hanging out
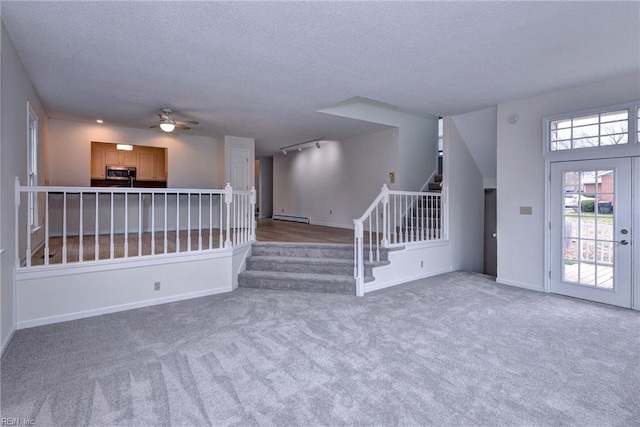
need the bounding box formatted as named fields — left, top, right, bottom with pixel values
left=496, top=277, right=545, bottom=293
left=17, top=286, right=232, bottom=329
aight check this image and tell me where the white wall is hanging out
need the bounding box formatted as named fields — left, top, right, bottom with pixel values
left=319, top=96, right=439, bottom=191
left=451, top=106, right=497, bottom=188
left=16, top=251, right=237, bottom=328
left=273, top=127, right=399, bottom=228
left=445, top=117, right=485, bottom=273
left=496, top=74, right=640, bottom=291
left=48, top=119, right=219, bottom=188
left=1, top=21, right=50, bottom=352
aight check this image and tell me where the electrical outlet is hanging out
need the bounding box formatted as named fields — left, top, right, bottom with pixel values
left=330, top=209, right=332, bottom=215
left=420, top=261, right=424, bottom=268
left=282, top=209, right=285, bottom=213
left=154, top=281, right=161, bottom=291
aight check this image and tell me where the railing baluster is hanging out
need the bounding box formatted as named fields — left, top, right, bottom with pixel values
left=198, top=193, right=203, bottom=250
left=224, top=184, right=232, bottom=248
left=187, top=193, right=192, bottom=251
left=109, top=192, right=114, bottom=259
left=62, top=192, right=68, bottom=263
left=138, top=193, right=143, bottom=256
left=44, top=191, right=50, bottom=265
left=176, top=193, right=180, bottom=253
left=150, top=193, right=155, bottom=255
left=368, top=215, right=373, bottom=262
left=95, top=193, right=99, bottom=260
left=219, top=194, right=224, bottom=248
left=209, top=193, right=213, bottom=249
left=25, top=189, right=32, bottom=267
left=375, top=205, right=380, bottom=261
left=164, top=193, right=168, bottom=255
left=79, top=192, right=84, bottom=262
left=124, top=193, right=128, bottom=259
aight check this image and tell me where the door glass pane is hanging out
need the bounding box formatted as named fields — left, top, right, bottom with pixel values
left=562, top=170, right=615, bottom=288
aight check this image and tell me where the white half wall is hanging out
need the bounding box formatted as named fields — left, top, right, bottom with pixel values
left=496, top=74, right=640, bottom=291
left=48, top=119, right=219, bottom=188
left=1, top=21, right=51, bottom=352
left=16, top=251, right=236, bottom=328
left=273, top=127, right=398, bottom=228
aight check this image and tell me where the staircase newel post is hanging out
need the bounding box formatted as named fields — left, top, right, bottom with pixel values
left=354, top=219, right=364, bottom=297
left=250, top=186, right=257, bottom=241
left=224, top=183, right=232, bottom=248
left=381, top=184, right=389, bottom=247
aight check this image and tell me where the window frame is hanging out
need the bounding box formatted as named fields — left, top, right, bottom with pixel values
left=543, top=101, right=640, bottom=160
left=27, top=102, right=39, bottom=230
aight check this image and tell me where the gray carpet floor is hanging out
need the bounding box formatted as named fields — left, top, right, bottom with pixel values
left=1, top=271, right=639, bottom=426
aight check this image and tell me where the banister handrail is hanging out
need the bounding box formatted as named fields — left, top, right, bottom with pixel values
left=388, top=190, right=442, bottom=197
left=354, top=184, right=388, bottom=223
left=17, top=185, right=228, bottom=194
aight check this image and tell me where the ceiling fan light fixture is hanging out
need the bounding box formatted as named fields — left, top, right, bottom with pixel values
left=159, top=121, right=175, bottom=132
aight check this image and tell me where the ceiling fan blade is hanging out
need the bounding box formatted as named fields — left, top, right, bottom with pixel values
left=175, top=120, right=199, bottom=125
left=149, top=124, right=159, bottom=128
left=176, top=124, right=191, bottom=130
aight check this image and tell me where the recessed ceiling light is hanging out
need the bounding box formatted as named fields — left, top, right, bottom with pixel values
left=96, top=119, right=104, bottom=124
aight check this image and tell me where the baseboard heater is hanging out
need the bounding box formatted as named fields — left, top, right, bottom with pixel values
left=272, top=214, right=310, bottom=224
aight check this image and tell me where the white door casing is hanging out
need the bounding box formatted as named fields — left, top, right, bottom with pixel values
left=550, top=158, right=633, bottom=308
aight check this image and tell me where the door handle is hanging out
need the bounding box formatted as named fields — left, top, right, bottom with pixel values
left=615, top=240, right=629, bottom=245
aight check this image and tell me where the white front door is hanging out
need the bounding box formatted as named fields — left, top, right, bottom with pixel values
left=550, top=158, right=633, bottom=308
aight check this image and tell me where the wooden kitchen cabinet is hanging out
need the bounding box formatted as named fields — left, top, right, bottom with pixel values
left=137, top=148, right=167, bottom=181
left=91, top=147, right=106, bottom=178
left=91, top=142, right=167, bottom=184
left=105, top=149, right=136, bottom=166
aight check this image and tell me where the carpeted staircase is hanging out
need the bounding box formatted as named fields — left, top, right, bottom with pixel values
left=238, top=242, right=391, bottom=294
left=428, top=173, right=443, bottom=192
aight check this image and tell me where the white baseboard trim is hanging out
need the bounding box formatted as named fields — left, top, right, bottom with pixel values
left=17, top=286, right=233, bottom=330
left=365, top=267, right=455, bottom=293
left=1, top=328, right=16, bottom=356
left=496, top=277, right=545, bottom=293
left=309, top=220, right=354, bottom=230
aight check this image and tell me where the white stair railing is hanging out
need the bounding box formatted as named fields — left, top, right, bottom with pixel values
left=15, top=178, right=256, bottom=269
left=353, top=184, right=445, bottom=296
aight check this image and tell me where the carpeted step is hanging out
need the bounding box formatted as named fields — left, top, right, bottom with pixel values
left=238, top=270, right=373, bottom=294
left=427, top=182, right=442, bottom=192
left=246, top=255, right=388, bottom=277
left=251, top=242, right=391, bottom=261
left=434, top=174, right=443, bottom=183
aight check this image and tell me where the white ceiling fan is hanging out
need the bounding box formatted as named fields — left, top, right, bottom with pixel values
left=150, top=108, right=199, bottom=132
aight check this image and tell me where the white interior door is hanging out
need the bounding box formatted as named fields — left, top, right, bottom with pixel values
left=550, top=158, right=633, bottom=308
left=229, top=147, right=249, bottom=191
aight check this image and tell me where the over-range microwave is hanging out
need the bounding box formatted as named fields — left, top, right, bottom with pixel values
left=106, top=166, right=136, bottom=180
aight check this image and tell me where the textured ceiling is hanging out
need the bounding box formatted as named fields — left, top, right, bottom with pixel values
left=2, top=1, right=639, bottom=155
